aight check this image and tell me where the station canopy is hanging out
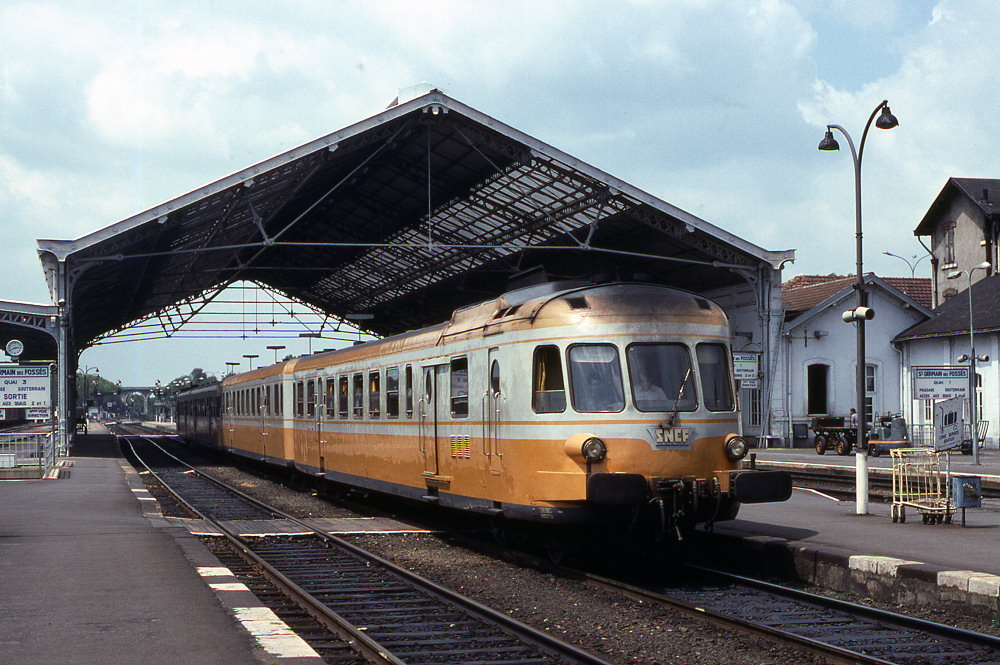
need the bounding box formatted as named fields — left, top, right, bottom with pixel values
left=37, top=87, right=792, bottom=352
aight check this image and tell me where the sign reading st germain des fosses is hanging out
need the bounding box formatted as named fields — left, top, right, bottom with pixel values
left=0, top=364, right=50, bottom=409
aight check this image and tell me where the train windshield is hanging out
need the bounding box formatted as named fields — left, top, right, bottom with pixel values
left=626, top=344, right=697, bottom=412
left=696, top=343, right=734, bottom=411
left=568, top=344, right=625, bottom=412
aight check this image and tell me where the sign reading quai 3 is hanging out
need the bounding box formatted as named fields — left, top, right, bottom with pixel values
left=0, top=364, right=50, bottom=409
left=653, top=426, right=693, bottom=446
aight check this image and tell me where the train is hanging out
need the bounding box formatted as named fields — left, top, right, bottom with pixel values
left=176, top=281, right=791, bottom=542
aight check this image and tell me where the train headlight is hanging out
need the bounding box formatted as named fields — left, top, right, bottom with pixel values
left=724, top=435, right=749, bottom=461
left=581, top=437, right=607, bottom=463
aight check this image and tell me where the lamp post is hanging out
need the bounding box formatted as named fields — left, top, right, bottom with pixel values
left=266, top=345, right=286, bottom=364
left=947, top=261, right=992, bottom=465
left=299, top=332, right=321, bottom=354
left=78, top=366, right=100, bottom=414
left=818, top=99, right=898, bottom=515
left=225, top=361, right=239, bottom=375
left=882, top=251, right=929, bottom=279
left=243, top=354, right=259, bottom=371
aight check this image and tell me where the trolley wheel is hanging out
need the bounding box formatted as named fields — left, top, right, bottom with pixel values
left=868, top=445, right=878, bottom=457
left=814, top=435, right=827, bottom=455
left=936, top=514, right=944, bottom=524
left=945, top=513, right=952, bottom=524
left=922, top=514, right=930, bottom=524
left=835, top=435, right=850, bottom=456
left=891, top=505, right=898, bottom=523
left=899, top=506, right=906, bottom=523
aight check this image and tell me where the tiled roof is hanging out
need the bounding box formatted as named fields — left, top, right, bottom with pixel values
left=895, top=272, right=1000, bottom=341
left=782, top=274, right=932, bottom=317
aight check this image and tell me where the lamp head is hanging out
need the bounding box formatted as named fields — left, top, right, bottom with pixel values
left=818, top=129, right=839, bottom=151
left=875, top=104, right=898, bottom=130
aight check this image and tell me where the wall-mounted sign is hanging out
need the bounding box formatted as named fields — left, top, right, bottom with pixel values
left=0, top=364, right=50, bottom=409
left=732, top=352, right=759, bottom=381
left=912, top=366, right=969, bottom=401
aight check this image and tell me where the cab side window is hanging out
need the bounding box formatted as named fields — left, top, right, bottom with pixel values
left=532, top=345, right=566, bottom=413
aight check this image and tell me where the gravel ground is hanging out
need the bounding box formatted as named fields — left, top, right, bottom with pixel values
left=133, top=441, right=999, bottom=663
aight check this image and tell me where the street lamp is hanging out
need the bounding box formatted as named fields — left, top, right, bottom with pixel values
left=225, top=361, right=239, bottom=375
left=882, top=251, right=929, bottom=278
left=266, top=345, right=286, bottom=364
left=78, top=365, right=100, bottom=413
left=947, top=261, right=992, bottom=465
left=243, top=354, right=259, bottom=371
left=819, top=99, right=898, bottom=515
left=299, top=332, right=321, bottom=354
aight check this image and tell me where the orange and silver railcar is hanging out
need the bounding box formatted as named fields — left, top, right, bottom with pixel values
left=178, top=282, right=790, bottom=535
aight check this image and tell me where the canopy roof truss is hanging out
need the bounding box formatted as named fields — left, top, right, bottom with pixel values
left=37, top=89, right=792, bottom=352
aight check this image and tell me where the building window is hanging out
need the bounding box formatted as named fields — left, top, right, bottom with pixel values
left=923, top=399, right=934, bottom=424
left=976, top=372, right=983, bottom=422
left=865, top=364, right=877, bottom=424
left=747, top=388, right=762, bottom=428
left=943, top=224, right=956, bottom=266
left=806, top=364, right=829, bottom=415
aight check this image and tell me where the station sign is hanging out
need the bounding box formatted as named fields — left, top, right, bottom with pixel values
left=912, top=366, right=969, bottom=401
left=0, top=364, right=51, bottom=409
left=732, top=352, right=759, bottom=381
left=934, top=396, right=964, bottom=451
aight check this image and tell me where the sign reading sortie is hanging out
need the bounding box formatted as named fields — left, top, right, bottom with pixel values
left=0, top=364, right=51, bottom=409
left=911, top=366, right=969, bottom=401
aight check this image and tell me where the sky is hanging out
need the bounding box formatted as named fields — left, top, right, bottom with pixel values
left=1, top=0, right=996, bottom=386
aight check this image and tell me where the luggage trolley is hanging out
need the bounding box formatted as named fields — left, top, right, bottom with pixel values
left=890, top=448, right=953, bottom=524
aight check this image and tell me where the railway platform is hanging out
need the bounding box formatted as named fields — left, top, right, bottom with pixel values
left=0, top=424, right=322, bottom=665
left=706, top=446, right=1000, bottom=612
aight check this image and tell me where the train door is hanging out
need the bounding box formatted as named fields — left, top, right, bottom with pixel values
left=224, top=389, right=235, bottom=452
left=485, top=348, right=503, bottom=475
left=419, top=364, right=446, bottom=476
left=259, top=385, right=268, bottom=461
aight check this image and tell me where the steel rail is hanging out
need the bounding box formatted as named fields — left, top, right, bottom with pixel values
left=120, top=432, right=617, bottom=665
left=687, top=564, right=1000, bottom=652
left=119, top=433, right=405, bottom=665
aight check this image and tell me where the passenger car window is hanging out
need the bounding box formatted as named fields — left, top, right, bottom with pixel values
left=532, top=345, right=565, bottom=413
left=368, top=371, right=381, bottom=419
left=352, top=373, right=363, bottom=419
left=696, top=343, right=734, bottom=411
left=386, top=367, right=400, bottom=418
left=338, top=376, right=348, bottom=419
left=627, top=344, right=697, bottom=412
left=568, top=344, right=625, bottom=413
left=306, top=380, right=316, bottom=418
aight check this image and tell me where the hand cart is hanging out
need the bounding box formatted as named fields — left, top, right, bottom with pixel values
left=890, top=448, right=953, bottom=524
left=810, top=416, right=856, bottom=456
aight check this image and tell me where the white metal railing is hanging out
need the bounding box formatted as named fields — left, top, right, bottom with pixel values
left=0, top=432, right=55, bottom=475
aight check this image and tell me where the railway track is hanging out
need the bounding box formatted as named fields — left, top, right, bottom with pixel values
left=116, top=426, right=1000, bottom=664
left=575, top=564, right=1000, bottom=665
left=748, top=456, right=1000, bottom=500
left=118, top=431, right=616, bottom=665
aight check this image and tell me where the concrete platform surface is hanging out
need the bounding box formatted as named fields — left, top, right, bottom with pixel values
left=713, top=446, right=1000, bottom=611
left=0, top=429, right=320, bottom=665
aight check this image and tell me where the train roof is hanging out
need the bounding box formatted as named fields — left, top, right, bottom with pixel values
left=222, top=282, right=726, bottom=384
